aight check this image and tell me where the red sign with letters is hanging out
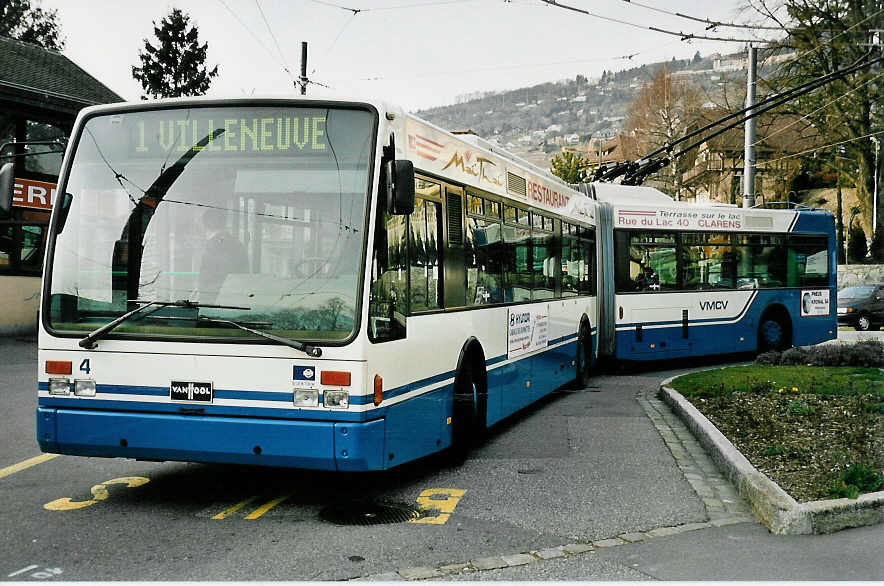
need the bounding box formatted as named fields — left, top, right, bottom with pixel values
left=12, top=178, right=56, bottom=211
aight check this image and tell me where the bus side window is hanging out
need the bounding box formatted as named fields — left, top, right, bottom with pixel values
left=369, top=207, right=408, bottom=342
left=409, top=198, right=442, bottom=311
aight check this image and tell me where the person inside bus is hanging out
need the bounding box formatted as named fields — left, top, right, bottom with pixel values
left=634, top=265, right=659, bottom=291
left=196, top=209, right=249, bottom=304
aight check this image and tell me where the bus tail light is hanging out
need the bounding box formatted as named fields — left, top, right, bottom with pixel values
left=46, top=361, right=72, bottom=375
left=618, top=306, right=623, bottom=320
left=321, top=370, right=351, bottom=386
left=374, top=375, right=383, bottom=406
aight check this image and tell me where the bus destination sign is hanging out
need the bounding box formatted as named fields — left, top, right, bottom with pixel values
left=132, top=116, right=328, bottom=156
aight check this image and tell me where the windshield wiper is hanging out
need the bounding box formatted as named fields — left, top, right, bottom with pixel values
left=78, top=299, right=250, bottom=349
left=196, top=315, right=323, bottom=357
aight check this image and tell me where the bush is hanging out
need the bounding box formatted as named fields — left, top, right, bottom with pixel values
left=779, top=347, right=809, bottom=365
left=829, top=463, right=883, bottom=499
left=756, top=341, right=884, bottom=367
left=848, top=340, right=884, bottom=367
left=806, top=344, right=845, bottom=366
left=847, top=226, right=868, bottom=263
left=755, top=350, right=781, bottom=365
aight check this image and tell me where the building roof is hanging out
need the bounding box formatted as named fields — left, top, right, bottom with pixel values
left=0, top=35, right=122, bottom=112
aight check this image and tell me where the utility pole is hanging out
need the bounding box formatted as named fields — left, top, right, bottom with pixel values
left=742, top=45, right=757, bottom=209
left=299, top=41, right=308, bottom=95
left=836, top=156, right=846, bottom=264
left=872, top=136, right=879, bottom=236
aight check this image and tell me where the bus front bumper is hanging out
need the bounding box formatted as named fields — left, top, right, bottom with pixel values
left=36, top=407, right=386, bottom=471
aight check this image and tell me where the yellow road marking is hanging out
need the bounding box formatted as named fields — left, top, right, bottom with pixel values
left=44, top=476, right=150, bottom=511
left=211, top=496, right=260, bottom=520
left=244, top=495, right=289, bottom=520
left=410, top=488, right=466, bottom=525
left=0, top=454, right=58, bottom=480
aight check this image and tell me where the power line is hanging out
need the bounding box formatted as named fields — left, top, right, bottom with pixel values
left=773, top=8, right=884, bottom=77
left=215, top=0, right=286, bottom=73
left=352, top=36, right=685, bottom=82
left=537, top=0, right=776, bottom=44
left=620, top=0, right=782, bottom=31
left=763, top=130, right=884, bottom=166
left=309, top=0, right=477, bottom=13
left=255, top=0, right=294, bottom=80
left=750, top=70, right=884, bottom=150
left=605, top=52, right=884, bottom=184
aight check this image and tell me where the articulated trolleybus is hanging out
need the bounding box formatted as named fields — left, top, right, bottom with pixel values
left=590, top=184, right=837, bottom=361
left=29, top=96, right=599, bottom=471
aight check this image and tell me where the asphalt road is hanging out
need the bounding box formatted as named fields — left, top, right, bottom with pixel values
left=1, top=338, right=881, bottom=581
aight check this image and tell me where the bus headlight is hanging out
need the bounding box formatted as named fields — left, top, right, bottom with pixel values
left=74, top=380, right=96, bottom=397
left=293, top=389, right=319, bottom=407
left=48, top=378, right=71, bottom=395
left=324, top=390, right=349, bottom=409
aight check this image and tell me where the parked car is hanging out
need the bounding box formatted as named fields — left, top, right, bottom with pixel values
left=837, top=284, right=884, bottom=331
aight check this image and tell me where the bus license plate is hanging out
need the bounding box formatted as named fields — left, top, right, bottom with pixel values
left=170, top=381, right=213, bottom=403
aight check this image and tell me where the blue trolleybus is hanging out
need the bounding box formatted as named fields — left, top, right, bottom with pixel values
left=4, top=96, right=836, bottom=471
left=589, top=183, right=837, bottom=361
left=15, top=97, right=600, bottom=471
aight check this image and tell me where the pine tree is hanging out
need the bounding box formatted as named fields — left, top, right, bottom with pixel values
left=847, top=226, right=868, bottom=264
left=131, top=8, right=218, bottom=99
left=0, top=0, right=65, bottom=50
left=550, top=151, right=589, bottom=184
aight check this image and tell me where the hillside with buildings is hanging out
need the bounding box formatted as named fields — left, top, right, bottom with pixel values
left=413, top=51, right=759, bottom=169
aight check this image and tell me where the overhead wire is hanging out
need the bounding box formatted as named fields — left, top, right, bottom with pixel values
left=351, top=34, right=685, bottom=82
left=759, top=6, right=884, bottom=81
left=749, top=70, right=884, bottom=150
left=255, top=0, right=295, bottom=80
left=537, top=0, right=776, bottom=44
left=309, top=0, right=478, bottom=12
left=620, top=0, right=790, bottom=31
left=216, top=0, right=296, bottom=84
left=763, top=130, right=884, bottom=166
left=610, top=52, right=884, bottom=184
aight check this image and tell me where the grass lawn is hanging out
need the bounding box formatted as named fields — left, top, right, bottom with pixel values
left=669, top=365, right=884, bottom=502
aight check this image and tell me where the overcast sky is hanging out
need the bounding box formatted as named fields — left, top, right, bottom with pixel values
left=43, top=0, right=782, bottom=111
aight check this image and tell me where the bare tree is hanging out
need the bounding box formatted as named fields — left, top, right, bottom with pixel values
left=625, top=67, right=703, bottom=197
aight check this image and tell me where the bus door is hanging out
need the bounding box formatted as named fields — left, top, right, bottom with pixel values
left=441, top=184, right=466, bottom=308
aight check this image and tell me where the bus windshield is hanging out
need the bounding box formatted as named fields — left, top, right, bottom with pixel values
left=48, top=105, right=376, bottom=343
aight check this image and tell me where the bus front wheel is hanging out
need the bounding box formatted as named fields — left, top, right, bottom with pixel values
left=448, top=366, right=485, bottom=463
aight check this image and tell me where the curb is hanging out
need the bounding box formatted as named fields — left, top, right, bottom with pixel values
left=349, top=516, right=755, bottom=581
left=659, top=376, right=884, bottom=535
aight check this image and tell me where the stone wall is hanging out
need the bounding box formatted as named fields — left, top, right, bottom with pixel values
left=838, top=264, right=884, bottom=287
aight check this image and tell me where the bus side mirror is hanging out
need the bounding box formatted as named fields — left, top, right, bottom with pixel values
left=56, top=192, right=74, bottom=234
left=0, top=162, right=14, bottom=218
left=386, top=159, right=415, bottom=215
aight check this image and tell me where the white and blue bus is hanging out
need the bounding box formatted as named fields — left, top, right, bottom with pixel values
left=9, top=96, right=599, bottom=471
left=588, top=183, right=837, bottom=361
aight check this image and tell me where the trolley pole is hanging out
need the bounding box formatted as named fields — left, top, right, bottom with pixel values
left=299, top=42, right=308, bottom=96
left=742, top=45, right=757, bottom=209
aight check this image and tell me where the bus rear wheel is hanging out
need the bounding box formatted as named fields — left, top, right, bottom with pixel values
left=573, top=322, right=592, bottom=388
left=758, top=316, right=790, bottom=352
